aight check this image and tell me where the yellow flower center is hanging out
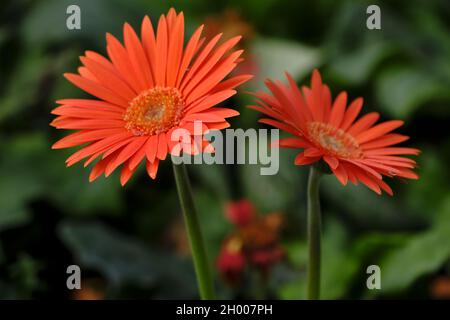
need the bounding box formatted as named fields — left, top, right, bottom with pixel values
left=226, top=236, right=243, bottom=253
left=124, top=87, right=184, bottom=136
left=307, top=122, right=363, bottom=159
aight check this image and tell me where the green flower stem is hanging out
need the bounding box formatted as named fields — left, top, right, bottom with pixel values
left=306, top=166, right=323, bottom=300
left=172, top=161, right=216, bottom=300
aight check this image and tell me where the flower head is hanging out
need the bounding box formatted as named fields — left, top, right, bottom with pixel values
left=249, top=69, right=419, bottom=195
left=217, top=199, right=284, bottom=285
left=225, top=198, right=256, bottom=227
left=51, top=8, right=251, bottom=185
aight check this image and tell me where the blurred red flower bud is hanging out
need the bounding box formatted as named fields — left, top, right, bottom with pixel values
left=217, top=236, right=246, bottom=284
left=225, top=199, right=256, bottom=226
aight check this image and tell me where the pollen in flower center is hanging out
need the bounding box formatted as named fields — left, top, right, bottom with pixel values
left=124, top=87, right=184, bottom=136
left=307, top=122, right=363, bottom=159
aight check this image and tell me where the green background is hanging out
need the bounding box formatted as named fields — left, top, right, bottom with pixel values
left=0, top=0, right=450, bottom=299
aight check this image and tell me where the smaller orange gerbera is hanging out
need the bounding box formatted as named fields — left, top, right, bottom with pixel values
left=249, top=69, right=419, bottom=195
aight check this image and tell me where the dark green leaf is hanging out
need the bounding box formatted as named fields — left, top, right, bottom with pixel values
left=376, top=67, right=450, bottom=118
left=58, top=221, right=197, bottom=297
left=378, top=223, right=450, bottom=294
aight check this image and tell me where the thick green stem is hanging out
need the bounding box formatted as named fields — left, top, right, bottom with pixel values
left=306, top=166, right=322, bottom=300
left=172, top=162, right=215, bottom=300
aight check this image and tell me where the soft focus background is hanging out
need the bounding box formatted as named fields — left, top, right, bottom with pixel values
left=1, top=0, right=450, bottom=299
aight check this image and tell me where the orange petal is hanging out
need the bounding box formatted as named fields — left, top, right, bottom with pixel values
left=128, top=137, right=149, bottom=170
left=211, top=74, right=252, bottom=93
left=332, top=163, right=348, bottom=185
left=89, top=158, right=109, bottom=182
left=120, top=162, right=136, bottom=186
left=145, top=134, right=159, bottom=163
left=78, top=66, right=97, bottom=82
left=324, top=155, right=339, bottom=170
left=247, top=104, right=284, bottom=122
left=65, top=132, right=131, bottom=166
left=180, top=33, right=222, bottom=91
left=51, top=105, right=123, bottom=119
left=276, top=137, right=311, bottom=149
left=175, top=24, right=204, bottom=87
left=141, top=15, right=157, bottom=83
left=106, top=33, right=143, bottom=92
left=114, top=136, right=148, bottom=170
left=361, top=134, right=409, bottom=150
left=146, top=159, right=160, bottom=179
left=365, top=147, right=420, bottom=156
left=55, top=99, right=125, bottom=112
left=81, top=56, right=136, bottom=100
left=123, top=22, right=153, bottom=88
left=356, top=120, right=404, bottom=144
left=258, top=118, right=299, bottom=136
left=51, top=118, right=124, bottom=130
left=285, top=72, right=312, bottom=122
left=52, top=128, right=125, bottom=149
left=345, top=159, right=382, bottom=180
left=186, top=90, right=236, bottom=114
left=294, top=152, right=320, bottom=165
left=376, top=179, right=393, bottom=196
left=183, top=112, right=225, bottom=123
left=309, top=69, right=325, bottom=122
left=155, top=15, right=169, bottom=86
left=203, top=107, right=239, bottom=118
left=64, top=73, right=128, bottom=107
left=322, top=85, right=332, bottom=121
left=182, top=36, right=241, bottom=98
left=304, top=148, right=322, bottom=157
left=100, top=138, right=135, bottom=161
left=396, top=169, right=419, bottom=180
left=354, top=170, right=382, bottom=195
left=340, top=97, right=363, bottom=131
left=156, top=132, right=168, bottom=160
left=85, top=50, right=115, bottom=70
left=184, top=50, right=242, bottom=105
left=329, top=92, right=347, bottom=128
left=347, top=112, right=380, bottom=136
left=166, top=12, right=185, bottom=87
left=206, top=122, right=230, bottom=130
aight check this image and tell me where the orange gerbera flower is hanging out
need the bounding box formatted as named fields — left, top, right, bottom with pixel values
left=51, top=8, right=251, bottom=185
left=249, top=70, right=419, bottom=195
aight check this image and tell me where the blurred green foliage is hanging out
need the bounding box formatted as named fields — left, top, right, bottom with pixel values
left=0, top=0, right=450, bottom=299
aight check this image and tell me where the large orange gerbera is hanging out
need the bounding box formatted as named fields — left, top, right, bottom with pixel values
left=51, top=8, right=251, bottom=185
left=249, top=70, right=419, bottom=195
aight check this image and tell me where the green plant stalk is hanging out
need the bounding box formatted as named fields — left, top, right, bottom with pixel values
left=306, top=166, right=322, bottom=300
left=172, top=162, right=215, bottom=300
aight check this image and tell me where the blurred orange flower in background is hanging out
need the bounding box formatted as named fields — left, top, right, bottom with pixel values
left=249, top=70, right=420, bottom=195
left=431, top=276, right=450, bottom=299
left=51, top=8, right=251, bottom=185
left=217, top=199, right=284, bottom=285
left=204, top=9, right=259, bottom=78
left=71, top=279, right=105, bottom=300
